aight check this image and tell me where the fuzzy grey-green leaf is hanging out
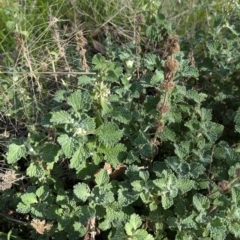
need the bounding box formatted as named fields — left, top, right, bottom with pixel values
left=96, top=122, right=123, bottom=146
left=6, top=143, right=27, bottom=164
left=74, top=183, right=91, bottom=202
left=67, top=90, right=92, bottom=112
left=95, top=169, right=109, bottom=186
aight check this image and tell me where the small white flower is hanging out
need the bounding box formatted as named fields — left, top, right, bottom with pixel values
left=75, top=128, right=87, bottom=135
left=126, top=59, right=134, bottom=68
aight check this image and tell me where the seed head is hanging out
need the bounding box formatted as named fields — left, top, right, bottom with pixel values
left=155, top=119, right=165, bottom=133
left=165, top=58, right=179, bottom=72
left=162, top=35, right=180, bottom=58
left=76, top=31, right=87, bottom=50
left=136, top=14, right=145, bottom=24
left=218, top=180, right=230, bottom=192
left=160, top=80, right=175, bottom=92
left=157, top=102, right=170, bottom=114
left=236, top=168, right=240, bottom=178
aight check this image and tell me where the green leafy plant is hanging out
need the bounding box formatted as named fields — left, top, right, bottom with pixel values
left=1, top=1, right=240, bottom=239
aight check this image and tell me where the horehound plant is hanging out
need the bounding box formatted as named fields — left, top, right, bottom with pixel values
left=49, top=12, right=71, bottom=74
left=154, top=35, right=180, bottom=142
left=134, top=13, right=145, bottom=79
left=75, top=30, right=89, bottom=72
left=14, top=32, right=38, bottom=82
left=13, top=31, right=42, bottom=108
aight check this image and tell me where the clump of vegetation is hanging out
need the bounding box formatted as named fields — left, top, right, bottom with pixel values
left=0, top=0, right=240, bottom=239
